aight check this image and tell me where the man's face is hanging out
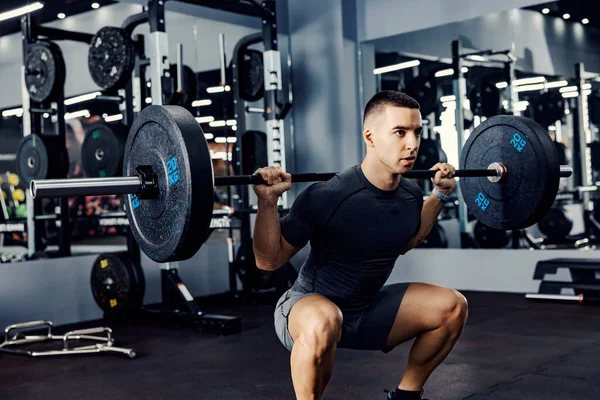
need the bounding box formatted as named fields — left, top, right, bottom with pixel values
left=366, top=106, right=422, bottom=175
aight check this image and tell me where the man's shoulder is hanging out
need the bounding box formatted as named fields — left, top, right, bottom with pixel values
left=295, top=166, right=363, bottom=208
left=399, top=177, right=424, bottom=203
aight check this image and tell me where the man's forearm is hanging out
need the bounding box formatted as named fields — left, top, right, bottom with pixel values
left=416, top=195, right=446, bottom=243
left=253, top=198, right=283, bottom=270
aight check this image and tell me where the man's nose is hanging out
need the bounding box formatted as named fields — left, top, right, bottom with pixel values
left=405, top=134, right=419, bottom=150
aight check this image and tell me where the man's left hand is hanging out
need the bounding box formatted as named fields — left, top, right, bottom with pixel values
left=430, top=162, right=456, bottom=194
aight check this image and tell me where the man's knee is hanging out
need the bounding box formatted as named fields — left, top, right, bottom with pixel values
left=436, top=288, right=468, bottom=329
left=291, top=297, right=343, bottom=354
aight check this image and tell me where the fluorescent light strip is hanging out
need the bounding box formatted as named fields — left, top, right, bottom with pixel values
left=204, top=133, right=214, bottom=140
left=65, top=110, right=90, bottom=120
left=227, top=137, right=237, bottom=143
left=211, top=151, right=232, bottom=160
left=64, top=91, right=101, bottom=105
left=562, top=91, right=579, bottom=98
left=196, top=116, right=215, bottom=124
left=192, top=99, right=212, bottom=107
left=496, top=79, right=568, bottom=90
left=373, top=60, right=420, bottom=75
left=514, top=100, right=529, bottom=112
left=440, top=95, right=456, bottom=102
left=435, top=68, right=454, bottom=78
left=215, top=137, right=227, bottom=143
left=546, top=80, right=569, bottom=89
left=467, top=55, right=487, bottom=62
left=559, top=86, right=578, bottom=93
left=515, top=83, right=545, bottom=93
left=2, top=107, right=23, bottom=117
left=0, top=2, right=43, bottom=22
left=434, top=67, right=468, bottom=78
left=226, top=119, right=237, bottom=126
left=104, top=114, right=123, bottom=122
left=514, top=76, right=545, bottom=86
left=206, top=85, right=231, bottom=93
left=209, top=120, right=226, bottom=127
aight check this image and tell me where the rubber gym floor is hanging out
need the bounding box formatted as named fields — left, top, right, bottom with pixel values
left=1, top=291, right=599, bottom=400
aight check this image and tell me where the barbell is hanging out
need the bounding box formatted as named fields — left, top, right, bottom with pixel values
left=29, top=105, right=572, bottom=263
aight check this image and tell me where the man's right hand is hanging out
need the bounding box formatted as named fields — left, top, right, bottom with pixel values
left=252, top=166, right=292, bottom=202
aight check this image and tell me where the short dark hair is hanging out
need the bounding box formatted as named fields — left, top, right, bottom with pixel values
left=363, top=90, right=420, bottom=124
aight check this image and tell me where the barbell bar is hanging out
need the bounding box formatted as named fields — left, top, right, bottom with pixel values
left=25, top=105, right=573, bottom=263
left=30, top=166, right=572, bottom=200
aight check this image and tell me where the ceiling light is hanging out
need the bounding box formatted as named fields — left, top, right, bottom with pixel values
left=57, top=12, right=65, bottom=19
left=582, top=18, right=589, bottom=25
left=563, top=13, right=570, bottom=20
left=0, top=2, right=43, bottom=22
left=91, top=2, right=100, bottom=9
left=373, top=60, right=420, bottom=75
left=542, top=8, right=550, bottom=14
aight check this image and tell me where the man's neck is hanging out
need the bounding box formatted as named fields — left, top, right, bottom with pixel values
left=360, top=157, right=401, bottom=191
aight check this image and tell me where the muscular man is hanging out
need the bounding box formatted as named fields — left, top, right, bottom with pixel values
left=252, top=90, right=468, bottom=400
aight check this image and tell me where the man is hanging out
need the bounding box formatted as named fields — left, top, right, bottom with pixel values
left=252, top=90, right=468, bottom=400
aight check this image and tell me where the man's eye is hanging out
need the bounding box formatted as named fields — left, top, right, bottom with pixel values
left=396, top=131, right=405, bottom=136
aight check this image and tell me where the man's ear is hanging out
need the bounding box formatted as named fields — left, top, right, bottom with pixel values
left=363, top=128, right=375, bottom=147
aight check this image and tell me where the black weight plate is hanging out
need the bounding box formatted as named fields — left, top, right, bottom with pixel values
left=24, top=41, right=66, bottom=103
left=532, top=90, right=565, bottom=128
left=468, top=80, right=501, bottom=118
left=123, top=105, right=214, bottom=262
left=90, top=252, right=143, bottom=315
left=119, top=252, right=145, bottom=310
left=403, top=74, right=437, bottom=116
left=517, top=115, right=561, bottom=229
left=240, top=49, right=264, bottom=102
left=459, top=115, right=561, bottom=230
left=589, top=93, right=600, bottom=126
left=16, top=134, right=69, bottom=184
left=537, top=207, right=573, bottom=240
left=241, top=130, right=268, bottom=175
left=590, top=141, right=600, bottom=172
left=554, top=141, right=568, bottom=166
left=417, top=222, right=448, bottom=248
left=82, top=123, right=128, bottom=177
left=415, top=138, right=443, bottom=170
left=88, top=27, right=136, bottom=91
left=473, top=221, right=509, bottom=248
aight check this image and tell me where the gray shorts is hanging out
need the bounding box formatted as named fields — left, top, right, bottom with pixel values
left=274, top=282, right=411, bottom=352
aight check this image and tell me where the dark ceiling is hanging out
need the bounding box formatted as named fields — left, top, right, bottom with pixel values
left=523, top=0, right=600, bottom=30
left=0, top=0, right=599, bottom=39
left=0, top=0, right=117, bottom=37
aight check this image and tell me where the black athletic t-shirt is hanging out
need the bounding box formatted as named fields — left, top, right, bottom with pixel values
left=280, top=165, right=424, bottom=311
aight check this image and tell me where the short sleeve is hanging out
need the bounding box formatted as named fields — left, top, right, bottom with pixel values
left=280, top=184, right=321, bottom=248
